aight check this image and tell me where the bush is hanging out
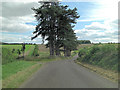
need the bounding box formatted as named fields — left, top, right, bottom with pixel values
left=12, top=49, right=15, bottom=53
left=32, top=45, right=39, bottom=57
left=89, top=46, right=99, bottom=55
left=78, top=48, right=86, bottom=57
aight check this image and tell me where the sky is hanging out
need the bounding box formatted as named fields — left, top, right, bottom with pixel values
left=0, top=0, right=119, bottom=44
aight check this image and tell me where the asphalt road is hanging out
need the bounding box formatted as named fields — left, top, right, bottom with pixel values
left=20, top=55, right=118, bottom=88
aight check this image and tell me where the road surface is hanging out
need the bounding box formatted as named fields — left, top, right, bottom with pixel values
left=20, top=55, right=118, bottom=88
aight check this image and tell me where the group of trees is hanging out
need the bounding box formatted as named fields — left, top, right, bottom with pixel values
left=77, top=40, right=91, bottom=44
left=31, top=1, right=80, bottom=57
left=1, top=42, right=36, bottom=45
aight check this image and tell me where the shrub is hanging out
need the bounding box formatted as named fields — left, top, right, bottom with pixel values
left=32, top=45, right=39, bottom=57
left=78, top=49, right=86, bottom=57
left=12, top=49, right=15, bottom=53
left=89, top=46, right=99, bottom=55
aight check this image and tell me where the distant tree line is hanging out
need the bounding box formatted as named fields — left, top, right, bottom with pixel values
left=31, top=1, right=80, bottom=57
left=1, top=42, right=36, bottom=45
left=77, top=40, right=91, bottom=44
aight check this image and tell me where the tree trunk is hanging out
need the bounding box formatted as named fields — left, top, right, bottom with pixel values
left=66, top=49, right=71, bottom=57
left=64, top=46, right=67, bottom=57
left=55, top=46, right=60, bottom=56
left=49, top=40, right=54, bottom=56
left=51, top=44, right=54, bottom=56
left=49, top=42, right=53, bottom=56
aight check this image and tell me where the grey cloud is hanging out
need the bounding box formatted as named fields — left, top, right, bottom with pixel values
left=2, top=23, right=34, bottom=33
left=75, top=28, right=118, bottom=43
left=2, top=2, right=40, bottom=17
left=2, top=33, right=43, bottom=44
left=1, top=2, right=39, bottom=33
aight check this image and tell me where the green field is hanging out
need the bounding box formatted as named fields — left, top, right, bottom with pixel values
left=2, top=45, right=32, bottom=52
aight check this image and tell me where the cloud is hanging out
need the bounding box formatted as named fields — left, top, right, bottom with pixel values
left=1, top=33, right=43, bottom=44
left=85, top=19, right=118, bottom=31
left=75, top=29, right=118, bottom=43
left=2, top=2, right=40, bottom=17
left=76, top=0, right=118, bottom=23
left=1, top=2, right=40, bottom=33
left=1, top=0, right=62, bottom=2
left=2, top=23, right=35, bottom=33
left=85, top=22, right=107, bottom=30
left=1, top=2, right=43, bottom=43
left=75, top=19, right=118, bottom=43
left=77, top=19, right=100, bottom=22
left=2, top=16, right=35, bottom=33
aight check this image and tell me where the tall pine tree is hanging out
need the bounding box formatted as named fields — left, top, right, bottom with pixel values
left=31, top=1, right=80, bottom=56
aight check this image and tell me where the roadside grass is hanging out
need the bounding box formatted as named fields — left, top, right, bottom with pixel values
left=2, top=61, right=37, bottom=79
left=2, top=61, right=42, bottom=88
left=75, top=61, right=118, bottom=82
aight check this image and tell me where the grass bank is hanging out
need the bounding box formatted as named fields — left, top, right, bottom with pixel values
left=77, top=44, right=118, bottom=71
left=76, top=43, right=118, bottom=82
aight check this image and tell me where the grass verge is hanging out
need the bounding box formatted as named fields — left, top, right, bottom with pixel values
left=2, top=61, right=42, bottom=88
left=75, top=60, right=118, bottom=83
left=2, top=61, right=37, bottom=79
